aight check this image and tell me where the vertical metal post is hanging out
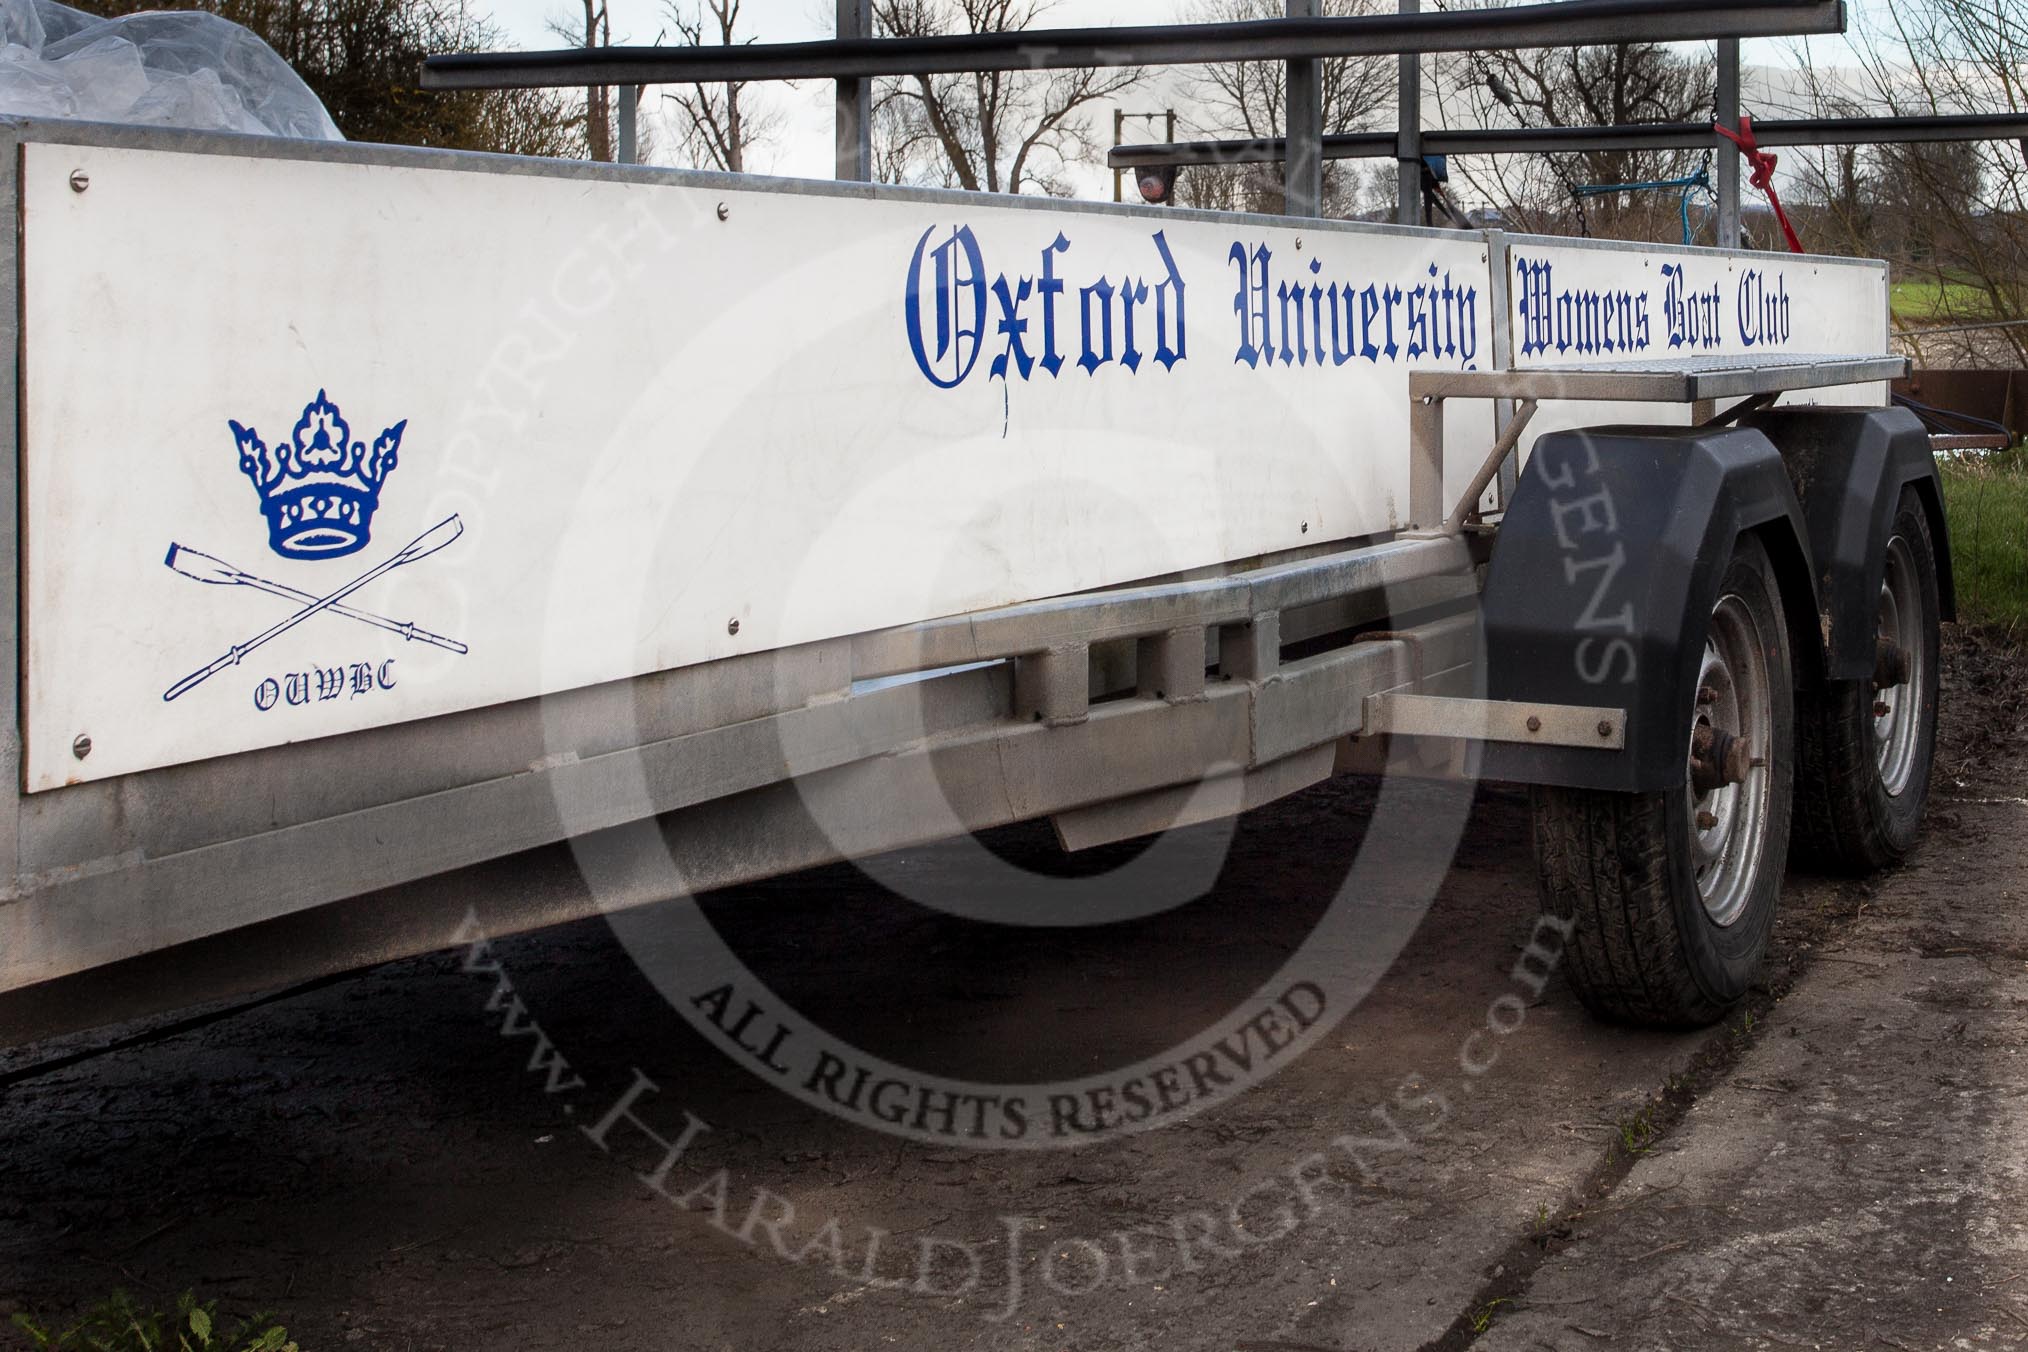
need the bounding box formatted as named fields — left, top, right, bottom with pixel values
left=1716, top=37, right=1740, bottom=248
left=1113, top=107, right=1126, bottom=202
left=616, top=85, right=639, bottom=165
left=0, top=125, right=23, bottom=889
left=835, top=0, right=872, bottom=181
left=1285, top=0, right=1323, bottom=218
left=1395, top=0, right=1422, bottom=227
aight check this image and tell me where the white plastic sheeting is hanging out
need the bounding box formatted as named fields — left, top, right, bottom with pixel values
left=0, top=0, right=340, bottom=139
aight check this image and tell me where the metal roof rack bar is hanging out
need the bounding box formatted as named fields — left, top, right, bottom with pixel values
left=1107, top=111, right=2028, bottom=169
left=420, top=0, right=1844, bottom=91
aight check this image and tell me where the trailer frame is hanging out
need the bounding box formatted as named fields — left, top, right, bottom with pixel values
left=0, top=115, right=1932, bottom=1045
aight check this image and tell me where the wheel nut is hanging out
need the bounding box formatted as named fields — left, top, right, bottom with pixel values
left=1873, top=699, right=1890, bottom=718
left=1697, top=685, right=1718, bottom=705
left=1697, top=809, right=1717, bottom=830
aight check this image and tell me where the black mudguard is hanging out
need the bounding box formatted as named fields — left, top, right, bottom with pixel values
left=1479, top=424, right=1818, bottom=793
left=1740, top=405, right=1955, bottom=679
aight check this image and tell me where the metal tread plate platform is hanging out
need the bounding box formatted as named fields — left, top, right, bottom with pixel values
left=1412, top=354, right=1910, bottom=403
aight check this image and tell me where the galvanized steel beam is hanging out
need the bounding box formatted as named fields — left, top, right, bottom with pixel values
left=1285, top=0, right=1324, bottom=218
left=1395, top=0, right=1422, bottom=227
left=835, top=0, right=872, bottom=180
left=420, top=0, right=1846, bottom=91
left=1716, top=37, right=1741, bottom=248
left=1106, top=112, right=2028, bottom=171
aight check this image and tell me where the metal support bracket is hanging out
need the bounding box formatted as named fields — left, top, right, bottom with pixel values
left=1137, top=627, right=1209, bottom=703
left=1219, top=613, right=1281, bottom=683
left=1362, top=693, right=1627, bottom=749
left=1016, top=643, right=1090, bottom=726
left=1402, top=356, right=1910, bottom=535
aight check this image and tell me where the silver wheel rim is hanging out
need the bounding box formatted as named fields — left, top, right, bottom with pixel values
left=1874, top=535, right=1925, bottom=798
left=1688, top=594, right=1773, bottom=928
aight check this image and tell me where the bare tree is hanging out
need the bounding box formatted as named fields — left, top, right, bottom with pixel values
left=662, top=0, right=783, bottom=172
left=870, top=0, right=1140, bottom=195
left=1178, top=0, right=1392, bottom=216
left=81, top=0, right=586, bottom=156
left=548, top=0, right=613, bottom=161
left=1426, top=8, right=1715, bottom=238
left=1785, top=0, right=2028, bottom=364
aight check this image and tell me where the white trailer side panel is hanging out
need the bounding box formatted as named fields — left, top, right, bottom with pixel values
left=1498, top=237, right=1892, bottom=436
left=23, top=144, right=1496, bottom=789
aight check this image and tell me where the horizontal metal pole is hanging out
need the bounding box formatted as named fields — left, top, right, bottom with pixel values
left=1108, top=110, right=2028, bottom=169
left=421, top=0, right=1843, bottom=91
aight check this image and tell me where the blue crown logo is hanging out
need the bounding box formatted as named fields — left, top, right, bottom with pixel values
left=231, top=391, right=405, bottom=559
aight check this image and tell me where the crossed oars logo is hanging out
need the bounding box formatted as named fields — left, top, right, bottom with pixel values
left=161, top=515, right=466, bottom=702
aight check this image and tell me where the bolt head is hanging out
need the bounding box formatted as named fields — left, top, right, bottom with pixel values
left=1873, top=699, right=1890, bottom=718
left=1697, top=809, right=1718, bottom=831
left=716, top=202, right=731, bottom=221
left=69, top=169, right=89, bottom=193
left=1597, top=719, right=1614, bottom=739
left=1525, top=714, right=1542, bottom=733
left=71, top=733, right=91, bottom=759
left=727, top=617, right=740, bottom=636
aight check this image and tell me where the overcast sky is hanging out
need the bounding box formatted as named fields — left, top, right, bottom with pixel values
left=467, top=0, right=1894, bottom=198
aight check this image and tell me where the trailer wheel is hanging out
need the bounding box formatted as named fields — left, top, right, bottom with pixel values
left=1794, top=488, right=1941, bottom=873
left=1529, top=533, right=1794, bottom=1028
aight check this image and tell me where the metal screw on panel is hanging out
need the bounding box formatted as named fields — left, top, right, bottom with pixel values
left=69, top=170, right=89, bottom=193
left=716, top=202, right=731, bottom=221
left=1597, top=720, right=1614, bottom=739
left=1300, top=521, right=1309, bottom=534
left=1526, top=715, right=1542, bottom=733
left=72, top=734, right=91, bottom=760
left=727, top=617, right=740, bottom=635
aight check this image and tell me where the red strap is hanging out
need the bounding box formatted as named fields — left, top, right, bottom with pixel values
left=1713, top=115, right=1804, bottom=253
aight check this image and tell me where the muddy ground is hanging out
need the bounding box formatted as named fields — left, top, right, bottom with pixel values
left=2, top=631, right=2024, bottom=1351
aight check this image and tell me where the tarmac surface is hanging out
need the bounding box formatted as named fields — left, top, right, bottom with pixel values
left=1, top=630, right=2022, bottom=1351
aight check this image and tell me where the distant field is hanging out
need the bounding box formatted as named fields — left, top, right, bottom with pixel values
left=1939, top=452, right=2028, bottom=629
left=1892, top=274, right=2002, bottom=325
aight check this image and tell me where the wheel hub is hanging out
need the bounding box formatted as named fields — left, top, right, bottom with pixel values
left=1686, top=594, right=1773, bottom=928
left=1873, top=535, right=1925, bottom=797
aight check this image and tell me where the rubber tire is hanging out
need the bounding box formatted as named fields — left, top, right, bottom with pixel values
left=1793, top=487, right=1941, bottom=874
left=1528, top=533, right=1795, bottom=1029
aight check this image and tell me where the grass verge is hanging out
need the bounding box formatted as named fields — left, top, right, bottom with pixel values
left=1938, top=450, right=2028, bottom=630
left=1891, top=274, right=2002, bottom=325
